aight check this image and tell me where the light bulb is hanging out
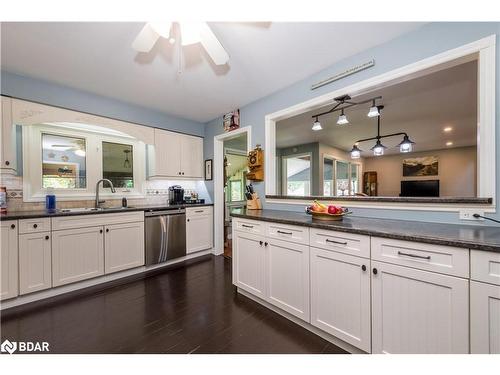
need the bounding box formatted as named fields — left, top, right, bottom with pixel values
left=337, top=114, right=349, bottom=125
left=312, top=119, right=322, bottom=131
left=367, top=105, right=380, bottom=118
left=350, top=145, right=362, bottom=159
left=400, top=142, right=413, bottom=153
left=371, top=140, right=386, bottom=156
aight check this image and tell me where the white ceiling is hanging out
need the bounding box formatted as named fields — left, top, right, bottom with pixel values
left=276, top=60, right=478, bottom=156
left=1, top=22, right=424, bottom=123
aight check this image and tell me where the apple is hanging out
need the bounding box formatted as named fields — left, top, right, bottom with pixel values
left=328, top=205, right=338, bottom=214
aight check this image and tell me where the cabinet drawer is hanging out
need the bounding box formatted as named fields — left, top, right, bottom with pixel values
left=310, top=229, right=370, bottom=258
left=52, top=211, right=144, bottom=231
left=19, top=218, right=51, bottom=234
left=186, top=206, right=212, bottom=217
left=371, top=237, right=469, bottom=278
left=233, top=219, right=264, bottom=235
left=266, top=222, right=309, bottom=245
left=471, top=250, right=500, bottom=286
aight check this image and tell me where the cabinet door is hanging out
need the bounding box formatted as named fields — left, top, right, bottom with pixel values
left=180, top=135, right=203, bottom=178
left=52, top=227, right=104, bottom=286
left=371, top=260, right=469, bottom=354
left=232, top=230, right=266, bottom=299
left=1, top=220, right=18, bottom=300
left=186, top=214, right=213, bottom=254
left=104, top=221, right=145, bottom=274
left=153, top=129, right=181, bottom=177
left=310, top=247, right=371, bottom=352
left=470, top=281, right=500, bottom=353
left=19, top=232, right=52, bottom=295
left=1, top=96, right=16, bottom=172
left=266, top=238, right=310, bottom=322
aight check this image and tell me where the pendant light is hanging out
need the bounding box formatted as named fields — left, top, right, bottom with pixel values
left=312, top=117, right=322, bottom=131
left=337, top=109, right=349, bottom=125
left=398, top=135, right=415, bottom=153
left=371, top=140, right=387, bottom=156
left=367, top=100, right=380, bottom=117
left=350, top=144, right=362, bottom=159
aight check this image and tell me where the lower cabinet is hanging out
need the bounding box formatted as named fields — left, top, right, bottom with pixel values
left=104, top=222, right=145, bottom=274
left=19, top=232, right=52, bottom=295
left=310, top=247, right=371, bottom=352
left=470, top=280, right=500, bottom=354
left=266, top=238, right=310, bottom=321
left=233, top=231, right=266, bottom=299
left=52, top=226, right=105, bottom=287
left=186, top=207, right=213, bottom=254
left=1, top=220, right=18, bottom=300
left=371, top=260, right=469, bottom=354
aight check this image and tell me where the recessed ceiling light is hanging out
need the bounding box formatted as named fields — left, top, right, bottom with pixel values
left=443, top=127, right=453, bottom=132
left=446, top=141, right=453, bottom=146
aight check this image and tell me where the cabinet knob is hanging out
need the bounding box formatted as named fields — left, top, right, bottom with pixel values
left=182, top=172, right=184, bottom=175
left=33, top=224, right=38, bottom=229
left=106, top=228, right=109, bottom=233
left=10, top=224, right=15, bottom=229
left=361, top=265, right=366, bottom=271
left=5, top=161, right=10, bottom=166
left=372, top=268, right=378, bottom=275
left=187, top=219, right=190, bottom=222
left=178, top=172, right=181, bottom=175
left=259, top=240, right=263, bottom=246
left=45, top=235, right=49, bottom=240
left=100, top=229, right=103, bottom=233
left=264, top=242, right=268, bottom=247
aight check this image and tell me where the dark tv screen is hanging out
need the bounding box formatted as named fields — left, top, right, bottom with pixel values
left=400, top=180, right=439, bottom=197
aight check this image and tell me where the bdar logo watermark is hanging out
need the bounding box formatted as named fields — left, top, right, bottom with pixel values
left=1, top=339, right=50, bottom=354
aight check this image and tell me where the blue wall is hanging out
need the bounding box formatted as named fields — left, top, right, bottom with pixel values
left=204, top=22, right=500, bottom=224
left=1, top=71, right=205, bottom=137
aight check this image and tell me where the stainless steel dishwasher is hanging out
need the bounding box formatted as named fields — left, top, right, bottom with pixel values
left=145, top=208, right=186, bottom=265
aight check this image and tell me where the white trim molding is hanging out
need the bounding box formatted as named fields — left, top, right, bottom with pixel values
left=265, top=35, right=496, bottom=213
left=213, top=126, right=252, bottom=255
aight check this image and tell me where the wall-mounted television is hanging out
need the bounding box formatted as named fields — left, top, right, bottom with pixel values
left=400, top=180, right=440, bottom=197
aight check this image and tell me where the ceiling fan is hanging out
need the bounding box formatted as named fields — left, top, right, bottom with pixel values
left=132, top=22, right=230, bottom=65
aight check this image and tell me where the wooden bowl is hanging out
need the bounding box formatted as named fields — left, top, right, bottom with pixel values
left=306, top=208, right=351, bottom=221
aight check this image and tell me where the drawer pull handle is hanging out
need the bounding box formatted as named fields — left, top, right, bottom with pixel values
left=242, top=224, right=254, bottom=228
left=397, top=251, right=431, bottom=260
left=45, top=235, right=49, bottom=240
left=361, top=265, right=366, bottom=271
left=326, top=239, right=348, bottom=245
left=277, top=230, right=292, bottom=235
left=33, top=224, right=38, bottom=228
left=195, top=210, right=204, bottom=213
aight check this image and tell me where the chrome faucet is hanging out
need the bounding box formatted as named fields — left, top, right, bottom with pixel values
left=95, top=179, right=116, bottom=208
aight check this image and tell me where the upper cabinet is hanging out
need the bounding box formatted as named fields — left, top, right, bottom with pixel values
left=0, top=96, right=17, bottom=173
left=149, top=128, right=203, bottom=179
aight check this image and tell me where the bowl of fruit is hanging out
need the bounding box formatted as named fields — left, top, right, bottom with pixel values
left=306, top=200, right=350, bottom=221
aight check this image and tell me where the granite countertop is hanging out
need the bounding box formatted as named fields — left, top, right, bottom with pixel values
left=266, top=195, right=493, bottom=205
left=0, top=203, right=213, bottom=221
left=230, top=208, right=500, bottom=253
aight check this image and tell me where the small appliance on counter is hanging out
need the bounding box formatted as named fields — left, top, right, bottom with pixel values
left=169, top=185, right=185, bottom=205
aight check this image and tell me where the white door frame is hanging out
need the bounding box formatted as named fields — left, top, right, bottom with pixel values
left=265, top=34, right=496, bottom=212
left=213, top=126, right=252, bottom=255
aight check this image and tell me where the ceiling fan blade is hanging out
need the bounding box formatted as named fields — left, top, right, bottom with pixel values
left=132, top=23, right=160, bottom=53
left=199, top=23, right=229, bottom=65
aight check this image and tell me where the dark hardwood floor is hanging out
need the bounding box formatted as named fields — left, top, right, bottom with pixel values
left=0, top=255, right=347, bottom=354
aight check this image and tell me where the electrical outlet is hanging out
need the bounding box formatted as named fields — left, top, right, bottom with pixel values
left=459, top=209, right=484, bottom=221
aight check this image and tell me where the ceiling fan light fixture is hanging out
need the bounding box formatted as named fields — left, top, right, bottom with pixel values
left=312, top=118, right=322, bottom=131
left=398, top=135, right=415, bottom=153
left=350, top=144, right=362, bottom=159
left=336, top=109, right=349, bottom=125
left=371, top=140, right=387, bottom=156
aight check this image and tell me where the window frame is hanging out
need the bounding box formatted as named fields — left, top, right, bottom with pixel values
left=281, top=152, right=312, bottom=196
left=22, top=124, right=146, bottom=202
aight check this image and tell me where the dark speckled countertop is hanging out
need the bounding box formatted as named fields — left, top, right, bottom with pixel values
left=230, top=208, right=500, bottom=253
left=0, top=203, right=213, bottom=221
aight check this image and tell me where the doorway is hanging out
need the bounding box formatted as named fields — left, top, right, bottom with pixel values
left=213, top=127, right=252, bottom=257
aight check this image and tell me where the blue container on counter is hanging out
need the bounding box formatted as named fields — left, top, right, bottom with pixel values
left=45, top=188, right=56, bottom=212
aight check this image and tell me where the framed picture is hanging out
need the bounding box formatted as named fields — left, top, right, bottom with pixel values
left=223, top=109, right=240, bottom=132
left=205, top=159, right=213, bottom=181
left=403, top=156, right=438, bottom=177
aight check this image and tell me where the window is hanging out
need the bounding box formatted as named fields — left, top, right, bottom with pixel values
left=322, top=156, right=360, bottom=197
left=351, top=164, right=359, bottom=194
left=283, top=154, right=311, bottom=196
left=102, top=142, right=134, bottom=188
left=335, top=160, right=349, bottom=196
left=323, top=157, right=334, bottom=196
left=42, top=133, right=87, bottom=189
left=230, top=180, right=243, bottom=201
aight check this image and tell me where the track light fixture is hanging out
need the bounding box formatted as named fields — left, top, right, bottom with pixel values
left=337, top=109, right=349, bottom=125
left=349, top=105, right=416, bottom=158
left=367, top=99, right=380, bottom=117
left=312, top=117, right=322, bottom=131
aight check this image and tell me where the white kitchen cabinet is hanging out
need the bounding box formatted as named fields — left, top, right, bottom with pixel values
left=104, top=221, right=145, bottom=274
left=149, top=129, right=203, bottom=178
left=371, top=260, right=469, bottom=354
left=186, top=207, right=213, bottom=254
left=52, top=226, right=104, bottom=286
left=19, top=232, right=52, bottom=295
left=0, top=96, right=17, bottom=173
left=1, top=220, right=18, bottom=300
left=310, top=247, right=371, bottom=352
left=232, top=230, right=266, bottom=299
left=470, top=280, right=500, bottom=353
left=266, top=238, right=310, bottom=322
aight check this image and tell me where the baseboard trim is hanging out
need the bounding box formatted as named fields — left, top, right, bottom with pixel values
left=237, top=288, right=366, bottom=354
left=1, top=250, right=213, bottom=315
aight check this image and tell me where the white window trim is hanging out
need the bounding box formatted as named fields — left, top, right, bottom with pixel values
left=23, top=124, right=146, bottom=202
left=281, top=152, right=312, bottom=197
left=265, top=35, right=496, bottom=213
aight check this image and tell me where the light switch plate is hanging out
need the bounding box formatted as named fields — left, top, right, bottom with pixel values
left=459, top=209, right=484, bottom=221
